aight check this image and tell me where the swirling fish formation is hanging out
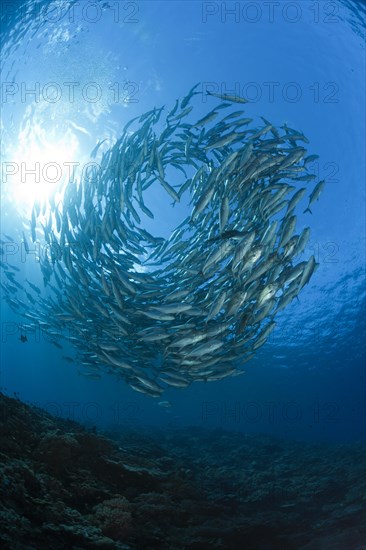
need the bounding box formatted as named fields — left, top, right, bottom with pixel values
left=2, top=85, right=325, bottom=397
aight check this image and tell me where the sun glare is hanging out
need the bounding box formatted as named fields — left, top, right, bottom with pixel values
left=4, top=127, right=80, bottom=215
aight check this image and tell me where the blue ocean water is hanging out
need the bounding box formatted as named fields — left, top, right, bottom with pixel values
left=0, top=0, right=365, bottom=445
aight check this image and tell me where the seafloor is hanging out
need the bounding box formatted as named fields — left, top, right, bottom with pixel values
left=0, top=392, right=365, bottom=549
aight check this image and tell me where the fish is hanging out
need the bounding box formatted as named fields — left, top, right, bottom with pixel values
left=304, top=180, right=326, bottom=214
left=286, top=188, right=307, bottom=214
left=231, top=232, right=256, bottom=272
left=152, top=303, right=193, bottom=315
left=191, top=182, right=216, bottom=220
left=194, top=110, right=219, bottom=127
left=206, top=131, right=241, bottom=149
left=30, top=208, right=37, bottom=242
left=3, top=233, right=15, bottom=242
left=219, top=196, right=230, bottom=232
left=202, top=240, right=233, bottom=275
left=1, top=84, right=322, bottom=397
left=257, top=283, right=278, bottom=308
left=303, top=154, right=319, bottom=164
left=159, top=375, right=190, bottom=388
left=294, top=227, right=311, bottom=257
left=158, top=400, right=172, bottom=408
left=181, top=82, right=200, bottom=109
left=208, top=229, right=248, bottom=242
left=22, top=232, right=30, bottom=254
left=207, top=91, right=249, bottom=103
left=278, top=215, right=297, bottom=250
left=90, top=138, right=108, bottom=159
left=298, top=255, right=317, bottom=290
left=158, top=176, right=180, bottom=203
left=205, top=290, right=227, bottom=322
left=26, top=279, right=41, bottom=294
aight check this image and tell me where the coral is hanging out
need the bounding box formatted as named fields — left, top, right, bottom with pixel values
left=36, top=432, right=80, bottom=471
left=0, top=392, right=365, bottom=549
left=92, top=497, right=132, bottom=539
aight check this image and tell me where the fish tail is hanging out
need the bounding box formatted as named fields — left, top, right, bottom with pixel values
left=303, top=207, right=312, bottom=214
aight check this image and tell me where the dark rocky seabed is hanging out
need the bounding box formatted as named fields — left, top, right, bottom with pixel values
left=0, top=392, right=365, bottom=549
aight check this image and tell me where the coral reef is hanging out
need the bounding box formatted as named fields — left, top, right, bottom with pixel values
left=92, top=498, right=132, bottom=539
left=0, top=392, right=365, bottom=549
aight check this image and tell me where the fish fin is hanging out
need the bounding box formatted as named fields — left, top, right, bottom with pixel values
left=303, top=207, right=312, bottom=214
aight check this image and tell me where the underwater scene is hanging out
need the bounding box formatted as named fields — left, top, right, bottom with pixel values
left=0, top=0, right=365, bottom=548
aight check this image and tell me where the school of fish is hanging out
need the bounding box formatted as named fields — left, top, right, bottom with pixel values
left=1, top=85, right=325, bottom=397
